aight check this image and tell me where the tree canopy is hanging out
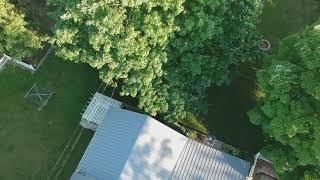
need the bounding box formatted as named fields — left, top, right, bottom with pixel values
left=248, top=19, right=320, bottom=179
left=165, top=0, right=262, bottom=120
left=50, top=0, right=262, bottom=121
left=0, top=0, right=43, bottom=59
left=49, top=0, right=184, bottom=117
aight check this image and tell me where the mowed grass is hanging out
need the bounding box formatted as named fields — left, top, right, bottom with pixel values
left=1, top=0, right=320, bottom=179
left=205, top=0, right=320, bottom=153
left=0, top=54, right=99, bottom=179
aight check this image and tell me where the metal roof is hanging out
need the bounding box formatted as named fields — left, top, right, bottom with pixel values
left=81, top=93, right=121, bottom=125
left=72, top=108, right=251, bottom=180
left=73, top=108, right=187, bottom=180
left=169, top=140, right=251, bottom=180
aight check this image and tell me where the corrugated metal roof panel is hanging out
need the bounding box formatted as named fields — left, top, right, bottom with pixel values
left=74, top=108, right=188, bottom=180
left=82, top=93, right=121, bottom=125
left=169, top=139, right=251, bottom=180
left=73, top=103, right=252, bottom=180
left=75, top=108, right=146, bottom=180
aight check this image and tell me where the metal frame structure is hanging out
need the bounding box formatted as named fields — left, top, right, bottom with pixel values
left=0, top=54, right=11, bottom=71
left=0, top=53, right=35, bottom=72
left=80, top=92, right=122, bottom=131
left=24, top=83, right=53, bottom=111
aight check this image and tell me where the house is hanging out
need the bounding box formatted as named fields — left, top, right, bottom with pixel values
left=71, top=95, right=253, bottom=180
left=247, top=153, right=278, bottom=180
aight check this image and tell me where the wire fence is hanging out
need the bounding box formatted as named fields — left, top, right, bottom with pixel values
left=46, top=124, right=82, bottom=179
left=46, top=81, right=116, bottom=179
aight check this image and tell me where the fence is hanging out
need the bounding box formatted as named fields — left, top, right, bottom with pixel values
left=0, top=53, right=35, bottom=72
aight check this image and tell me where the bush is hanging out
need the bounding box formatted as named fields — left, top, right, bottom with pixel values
left=179, top=112, right=208, bottom=134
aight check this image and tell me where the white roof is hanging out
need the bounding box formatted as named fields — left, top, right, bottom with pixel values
left=81, top=93, right=122, bottom=125
left=73, top=108, right=187, bottom=180
left=169, top=140, right=251, bottom=179
left=120, top=114, right=188, bottom=180
left=72, top=108, right=251, bottom=180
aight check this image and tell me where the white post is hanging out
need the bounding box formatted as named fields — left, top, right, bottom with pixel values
left=24, top=83, right=36, bottom=98
left=35, top=46, right=54, bottom=72
left=0, top=54, right=11, bottom=71
left=247, top=153, right=261, bottom=179
left=38, top=91, right=53, bottom=111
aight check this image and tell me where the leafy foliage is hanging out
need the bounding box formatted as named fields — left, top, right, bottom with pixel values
left=165, top=0, right=263, bottom=120
left=49, top=0, right=184, bottom=116
left=179, top=112, right=208, bottom=134
left=0, top=0, right=43, bottom=59
left=50, top=0, right=262, bottom=121
left=248, top=19, right=320, bottom=179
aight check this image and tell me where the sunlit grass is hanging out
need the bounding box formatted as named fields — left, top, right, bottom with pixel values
left=0, top=55, right=98, bottom=179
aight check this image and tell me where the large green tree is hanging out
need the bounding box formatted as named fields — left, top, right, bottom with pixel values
left=0, top=0, right=43, bottom=59
left=248, top=19, right=320, bottom=179
left=50, top=0, right=184, bottom=116
left=51, top=0, right=262, bottom=121
left=165, top=0, right=262, bottom=120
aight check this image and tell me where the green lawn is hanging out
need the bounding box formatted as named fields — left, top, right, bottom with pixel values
left=205, top=74, right=265, bottom=153
left=258, top=0, right=320, bottom=49
left=1, top=0, right=320, bottom=179
left=205, top=0, right=320, bottom=153
left=0, top=54, right=99, bottom=179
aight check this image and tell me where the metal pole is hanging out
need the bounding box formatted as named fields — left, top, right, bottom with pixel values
left=34, top=86, right=44, bottom=104
left=111, top=87, right=116, bottom=98
left=35, top=46, right=54, bottom=73
left=54, top=128, right=84, bottom=179
left=38, top=91, right=53, bottom=111
left=46, top=124, right=81, bottom=179
left=24, top=83, right=36, bottom=98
